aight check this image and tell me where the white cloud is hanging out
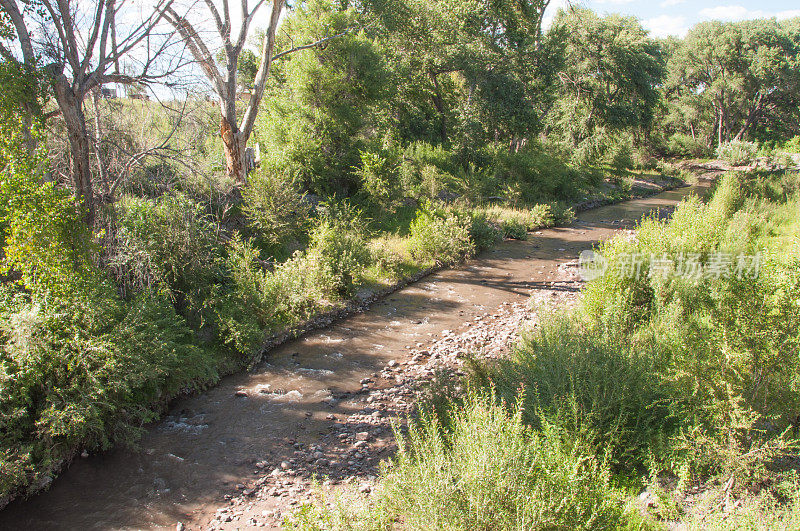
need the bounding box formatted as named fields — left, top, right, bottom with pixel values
left=699, top=5, right=800, bottom=22
left=644, top=14, right=690, bottom=37
left=699, top=5, right=754, bottom=21
left=659, top=0, right=686, bottom=7
left=776, top=10, right=800, bottom=20
left=594, top=0, right=636, bottom=3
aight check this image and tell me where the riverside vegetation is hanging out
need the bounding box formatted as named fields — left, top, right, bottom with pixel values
left=291, top=171, right=800, bottom=529
left=1, top=0, right=800, bottom=523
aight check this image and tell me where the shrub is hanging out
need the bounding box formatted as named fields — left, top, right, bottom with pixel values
left=472, top=315, right=671, bottom=469
left=384, top=393, right=627, bottom=529
left=369, top=236, right=411, bottom=280
left=466, top=211, right=501, bottom=251
left=783, top=136, right=800, bottom=154
left=110, top=193, right=220, bottom=305
left=608, top=140, right=634, bottom=174
left=528, top=203, right=556, bottom=228
left=408, top=204, right=474, bottom=266
left=298, top=392, right=628, bottom=530
left=356, top=149, right=402, bottom=209
left=667, top=133, right=712, bottom=158
left=241, top=171, right=311, bottom=247
left=552, top=202, right=577, bottom=225
left=581, top=171, right=800, bottom=482
left=500, top=218, right=527, bottom=239
left=307, top=201, right=371, bottom=297
left=716, top=140, right=758, bottom=166
left=0, top=288, right=217, bottom=501
left=490, top=144, right=582, bottom=203
left=1, top=161, right=96, bottom=298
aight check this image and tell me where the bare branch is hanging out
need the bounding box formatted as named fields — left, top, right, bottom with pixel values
left=240, top=0, right=285, bottom=138
left=271, top=30, right=351, bottom=63
left=163, top=6, right=224, bottom=95
left=0, top=0, right=36, bottom=65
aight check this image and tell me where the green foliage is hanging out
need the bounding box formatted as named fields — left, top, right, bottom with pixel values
left=716, top=140, right=758, bottom=166
left=465, top=211, right=502, bottom=251
left=385, top=393, right=628, bottom=530
left=307, top=201, right=371, bottom=297
left=473, top=315, right=671, bottom=469
left=292, top=392, right=629, bottom=530
left=666, top=133, right=712, bottom=158
left=784, top=136, right=800, bottom=154
left=1, top=162, right=96, bottom=298
left=0, top=287, right=217, bottom=500
left=408, top=203, right=474, bottom=265
left=241, top=171, right=311, bottom=248
left=258, top=0, right=392, bottom=196
left=0, top=59, right=46, bottom=165
left=489, top=144, right=584, bottom=203
left=109, top=193, right=220, bottom=305
left=356, top=148, right=402, bottom=209
left=582, top=172, right=800, bottom=483
left=665, top=19, right=800, bottom=145
left=546, top=9, right=664, bottom=151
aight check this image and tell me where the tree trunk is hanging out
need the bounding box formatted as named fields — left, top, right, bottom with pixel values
left=91, top=88, right=110, bottom=198
left=54, top=79, right=95, bottom=225
left=429, top=72, right=448, bottom=144
left=220, top=117, right=248, bottom=185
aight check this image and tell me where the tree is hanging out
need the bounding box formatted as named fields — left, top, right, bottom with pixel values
left=257, top=0, right=392, bottom=196
left=666, top=18, right=800, bottom=145
left=545, top=8, right=664, bottom=152
left=0, top=0, right=186, bottom=224
left=164, top=0, right=350, bottom=185
left=365, top=0, right=551, bottom=151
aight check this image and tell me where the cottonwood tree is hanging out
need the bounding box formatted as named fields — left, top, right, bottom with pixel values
left=667, top=18, right=800, bottom=146
left=0, top=0, right=189, bottom=224
left=366, top=0, right=552, bottom=149
left=164, top=0, right=353, bottom=185
left=545, top=8, right=664, bottom=149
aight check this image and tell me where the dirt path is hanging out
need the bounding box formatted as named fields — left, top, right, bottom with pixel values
left=0, top=183, right=710, bottom=531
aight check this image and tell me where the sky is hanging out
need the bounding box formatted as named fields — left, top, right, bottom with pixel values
left=543, top=0, right=800, bottom=38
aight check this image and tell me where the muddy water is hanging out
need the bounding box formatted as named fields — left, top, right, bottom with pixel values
left=0, top=184, right=708, bottom=530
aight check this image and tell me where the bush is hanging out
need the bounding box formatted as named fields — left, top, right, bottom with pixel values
left=292, top=393, right=629, bottom=530
left=408, top=204, right=474, bottom=266
left=110, top=193, right=220, bottom=305
left=500, top=218, right=527, bottom=239
left=307, top=201, right=371, bottom=297
left=667, top=133, right=712, bottom=158
left=241, top=171, right=311, bottom=247
left=0, top=287, right=217, bottom=501
left=465, top=211, right=501, bottom=252
left=356, top=149, right=402, bottom=209
left=384, top=393, right=627, bottom=529
left=490, top=144, right=582, bottom=203
left=607, top=140, right=634, bottom=174
left=783, top=136, right=800, bottom=154
left=472, top=315, right=671, bottom=469
left=581, top=171, right=800, bottom=482
left=716, top=140, right=758, bottom=166
left=528, top=203, right=556, bottom=228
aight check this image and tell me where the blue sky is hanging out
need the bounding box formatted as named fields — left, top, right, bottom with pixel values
left=543, top=0, right=800, bottom=37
